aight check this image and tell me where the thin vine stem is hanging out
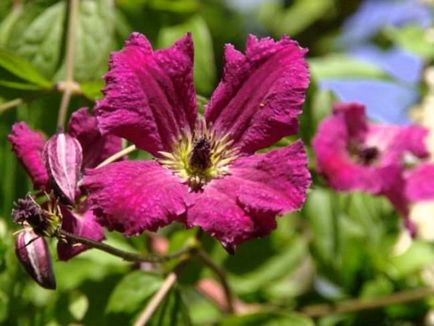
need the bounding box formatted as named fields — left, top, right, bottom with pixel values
left=301, top=287, right=434, bottom=317
left=134, top=272, right=178, bottom=326
left=57, top=229, right=192, bottom=263
left=56, top=0, right=79, bottom=129
left=195, top=249, right=234, bottom=313
left=96, top=144, right=137, bottom=168
left=0, top=98, right=23, bottom=114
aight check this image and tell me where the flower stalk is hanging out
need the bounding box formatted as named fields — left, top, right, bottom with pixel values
left=134, top=272, right=178, bottom=326
left=56, top=0, right=79, bottom=129
left=96, top=144, right=136, bottom=168
left=195, top=249, right=234, bottom=313
left=57, top=229, right=193, bottom=263
left=301, top=287, right=434, bottom=318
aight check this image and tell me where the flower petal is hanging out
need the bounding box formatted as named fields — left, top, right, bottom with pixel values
left=366, top=124, right=429, bottom=166
left=313, top=102, right=429, bottom=194
left=312, top=103, right=383, bottom=193
left=95, top=33, right=196, bottom=156
left=187, top=184, right=255, bottom=253
left=406, top=164, right=434, bottom=202
left=205, top=35, right=309, bottom=154
left=83, top=161, right=188, bottom=235
left=16, top=229, right=56, bottom=289
left=68, top=107, right=123, bottom=168
left=187, top=141, right=310, bottom=251
left=57, top=206, right=105, bottom=261
left=45, top=133, right=83, bottom=204
left=8, top=122, right=49, bottom=190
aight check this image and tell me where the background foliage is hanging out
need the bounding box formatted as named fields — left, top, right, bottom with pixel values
left=1, top=0, right=434, bottom=325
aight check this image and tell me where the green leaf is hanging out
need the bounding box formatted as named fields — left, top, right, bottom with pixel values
left=0, top=4, right=22, bottom=46
left=309, top=55, right=390, bottom=81
left=222, top=312, right=314, bottom=326
left=68, top=292, right=89, bottom=321
left=0, top=49, right=52, bottom=88
left=148, top=287, right=192, bottom=326
left=385, top=26, right=434, bottom=61
left=158, top=15, right=216, bottom=95
left=80, top=80, right=104, bottom=101
left=229, top=237, right=308, bottom=295
left=258, top=0, right=333, bottom=36
left=9, top=1, right=66, bottom=79
left=106, top=271, right=163, bottom=314
left=386, top=241, right=434, bottom=279
left=56, top=0, right=115, bottom=82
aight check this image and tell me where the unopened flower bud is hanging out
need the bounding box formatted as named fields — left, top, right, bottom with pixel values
left=15, top=229, right=56, bottom=290
left=45, top=133, right=83, bottom=204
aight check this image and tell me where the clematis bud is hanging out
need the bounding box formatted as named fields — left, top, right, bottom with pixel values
left=45, top=133, right=83, bottom=204
left=15, top=229, right=56, bottom=289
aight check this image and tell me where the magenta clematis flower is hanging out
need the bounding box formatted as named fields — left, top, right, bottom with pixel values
left=9, top=108, right=121, bottom=260
left=83, top=33, right=311, bottom=252
left=312, top=102, right=429, bottom=225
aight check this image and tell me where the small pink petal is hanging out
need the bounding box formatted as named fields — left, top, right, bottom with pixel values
left=406, top=163, right=434, bottom=201
left=15, top=229, right=56, bottom=289
left=205, top=35, right=309, bottom=154
left=57, top=206, right=105, bottom=261
left=8, top=122, right=49, bottom=190
left=45, top=133, right=83, bottom=203
left=68, top=107, right=122, bottom=168
left=83, top=161, right=189, bottom=235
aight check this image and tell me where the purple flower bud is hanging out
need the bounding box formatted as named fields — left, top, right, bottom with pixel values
left=11, top=195, right=42, bottom=225
left=15, top=229, right=56, bottom=290
left=45, top=133, right=83, bottom=204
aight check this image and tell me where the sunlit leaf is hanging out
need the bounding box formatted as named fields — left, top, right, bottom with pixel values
left=148, top=287, right=192, bottom=326
left=106, top=271, right=163, bottom=314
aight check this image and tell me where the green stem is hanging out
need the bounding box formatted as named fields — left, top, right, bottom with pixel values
left=0, top=98, right=23, bottom=114
left=195, top=249, right=234, bottom=313
left=57, top=229, right=191, bottom=263
left=301, top=287, right=434, bottom=317
left=56, top=0, right=79, bottom=129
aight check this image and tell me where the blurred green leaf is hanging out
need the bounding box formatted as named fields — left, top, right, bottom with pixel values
left=385, top=26, right=434, bottom=61
left=106, top=271, right=163, bottom=314
left=148, top=287, right=192, bottom=326
left=56, top=0, right=115, bottom=82
left=8, top=1, right=65, bottom=79
left=0, top=49, right=52, bottom=89
left=229, top=238, right=308, bottom=295
left=147, top=0, right=199, bottom=13
left=68, top=292, right=89, bottom=321
left=222, top=312, right=314, bottom=326
left=158, top=15, right=216, bottom=95
left=309, top=55, right=389, bottom=81
left=387, top=241, right=434, bottom=279
left=258, top=0, right=333, bottom=36
left=80, top=80, right=104, bottom=101
left=0, top=4, right=21, bottom=46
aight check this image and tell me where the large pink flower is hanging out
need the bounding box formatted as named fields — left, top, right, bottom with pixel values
left=9, top=108, right=121, bottom=260
left=312, top=102, right=429, bottom=224
left=83, top=33, right=311, bottom=252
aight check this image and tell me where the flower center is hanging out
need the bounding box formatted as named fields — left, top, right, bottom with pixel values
left=189, top=137, right=212, bottom=171
left=357, top=146, right=379, bottom=165
left=158, top=126, right=238, bottom=191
